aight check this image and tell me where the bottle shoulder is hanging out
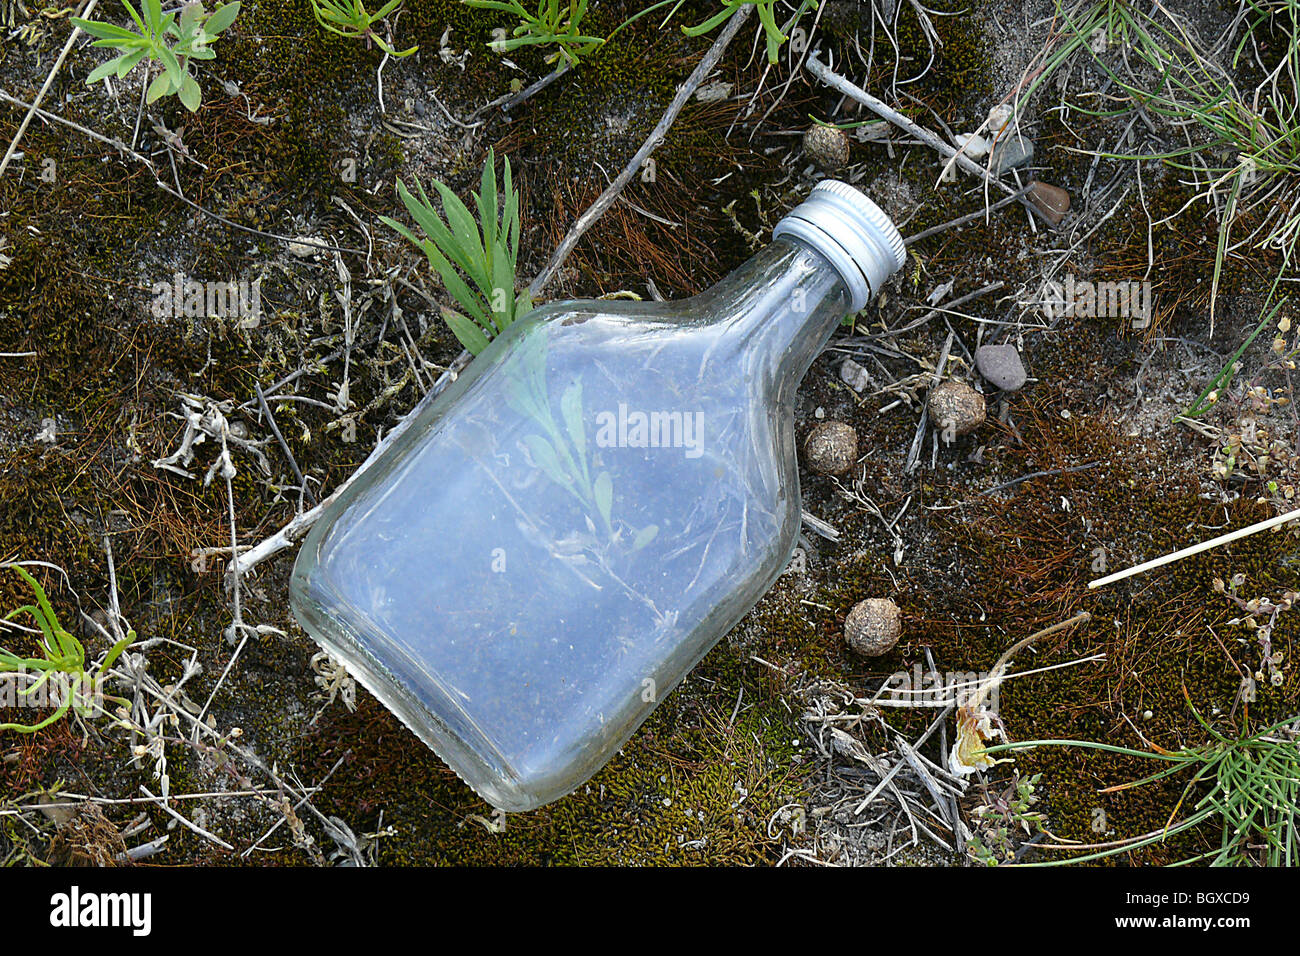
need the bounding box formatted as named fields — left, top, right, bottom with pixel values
left=518, top=292, right=707, bottom=330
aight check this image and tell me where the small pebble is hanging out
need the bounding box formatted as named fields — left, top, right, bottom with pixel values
left=928, top=381, right=986, bottom=439
left=804, top=421, right=858, bottom=475
left=987, top=104, right=1013, bottom=132
left=839, top=357, right=870, bottom=392
left=1025, top=180, right=1071, bottom=225
left=845, top=598, right=902, bottom=656
left=974, top=344, right=1027, bottom=391
left=954, top=132, right=990, bottom=159
left=990, top=131, right=1034, bottom=173
left=414, top=100, right=426, bottom=118
left=803, top=124, right=850, bottom=172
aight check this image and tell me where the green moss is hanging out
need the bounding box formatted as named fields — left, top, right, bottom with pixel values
left=299, top=652, right=810, bottom=865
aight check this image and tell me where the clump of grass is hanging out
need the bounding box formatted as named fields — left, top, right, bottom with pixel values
left=1013, top=2, right=1300, bottom=426
left=465, top=0, right=604, bottom=67
left=1061, top=0, right=1299, bottom=335
left=381, top=149, right=532, bottom=355
left=308, top=0, right=418, bottom=58
left=0, top=564, right=132, bottom=734
left=985, top=702, right=1300, bottom=866
left=73, top=0, right=241, bottom=112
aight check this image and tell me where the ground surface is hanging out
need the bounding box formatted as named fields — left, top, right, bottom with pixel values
left=0, top=0, right=1296, bottom=865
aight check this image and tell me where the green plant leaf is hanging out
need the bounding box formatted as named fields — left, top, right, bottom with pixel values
left=121, top=0, right=148, bottom=35
left=158, top=45, right=183, bottom=86
left=683, top=6, right=734, bottom=37
left=632, top=524, right=659, bottom=550
left=103, top=632, right=136, bottom=671
left=386, top=153, right=526, bottom=352
left=178, top=72, right=201, bottom=111
left=430, top=246, right=492, bottom=327
left=0, top=699, right=72, bottom=734
left=72, top=18, right=143, bottom=41
left=433, top=181, right=487, bottom=286
left=144, top=0, right=163, bottom=34
left=372, top=0, right=405, bottom=20
left=146, top=71, right=173, bottom=103
left=205, top=1, right=242, bottom=36
left=523, top=435, right=573, bottom=491
left=560, top=380, right=586, bottom=459
left=395, top=181, right=475, bottom=275
left=87, top=55, right=130, bottom=84
left=381, top=212, right=490, bottom=330
left=442, top=308, right=491, bottom=355
left=117, top=48, right=148, bottom=76
left=478, top=149, right=499, bottom=247
left=180, top=0, right=202, bottom=36
left=593, top=471, right=613, bottom=528
left=515, top=290, right=533, bottom=319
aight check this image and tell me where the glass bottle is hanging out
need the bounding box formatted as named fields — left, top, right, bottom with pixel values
left=290, top=180, right=906, bottom=811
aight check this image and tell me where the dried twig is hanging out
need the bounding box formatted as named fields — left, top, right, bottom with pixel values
left=904, top=330, right=954, bottom=474
left=256, top=383, right=317, bottom=506
left=528, top=5, right=754, bottom=297
left=0, top=0, right=100, bottom=178
left=140, top=785, right=234, bottom=852
left=1090, top=505, right=1300, bottom=589
left=904, top=186, right=1033, bottom=245
left=471, top=62, right=571, bottom=120
left=805, top=50, right=1020, bottom=199
left=969, top=610, right=1093, bottom=713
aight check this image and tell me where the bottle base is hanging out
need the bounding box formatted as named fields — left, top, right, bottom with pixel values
left=290, top=583, right=552, bottom=813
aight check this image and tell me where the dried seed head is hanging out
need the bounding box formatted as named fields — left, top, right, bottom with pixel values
left=804, top=421, right=859, bottom=475
left=845, top=598, right=902, bottom=656
left=803, top=124, right=851, bottom=172
left=928, top=381, right=986, bottom=438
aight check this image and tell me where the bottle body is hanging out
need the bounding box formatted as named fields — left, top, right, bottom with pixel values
left=290, top=184, right=905, bottom=810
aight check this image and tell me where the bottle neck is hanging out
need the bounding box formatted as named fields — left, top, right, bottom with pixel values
left=703, top=238, right=852, bottom=399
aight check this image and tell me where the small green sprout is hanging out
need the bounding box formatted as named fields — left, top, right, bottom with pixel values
left=382, top=149, right=532, bottom=355
left=1, top=565, right=132, bottom=734
left=465, top=1, right=605, bottom=67
left=72, top=0, right=241, bottom=112
left=309, top=0, right=418, bottom=58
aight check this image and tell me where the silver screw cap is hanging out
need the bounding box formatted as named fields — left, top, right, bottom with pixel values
left=772, top=180, right=906, bottom=312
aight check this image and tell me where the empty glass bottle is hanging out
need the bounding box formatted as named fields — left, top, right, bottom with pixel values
left=290, top=180, right=906, bottom=811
